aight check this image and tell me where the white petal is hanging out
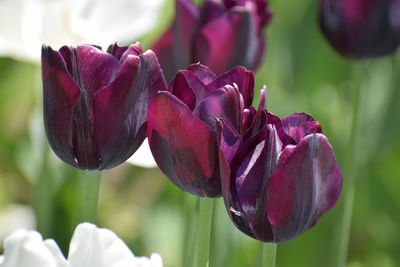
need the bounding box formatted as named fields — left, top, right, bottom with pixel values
left=133, top=253, right=163, bottom=267
left=0, top=229, right=59, bottom=267
left=44, top=240, right=67, bottom=267
left=67, top=223, right=137, bottom=267
left=126, top=139, right=157, bottom=168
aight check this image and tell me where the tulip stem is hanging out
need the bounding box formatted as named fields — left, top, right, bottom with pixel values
left=196, top=197, right=215, bottom=267
left=81, top=170, right=102, bottom=223
left=336, top=63, right=364, bottom=267
left=262, top=243, right=277, bottom=267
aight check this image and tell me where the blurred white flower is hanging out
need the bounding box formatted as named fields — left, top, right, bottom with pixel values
left=0, top=205, right=36, bottom=242
left=0, top=0, right=165, bottom=62
left=127, top=138, right=157, bottom=168
left=0, top=223, right=163, bottom=267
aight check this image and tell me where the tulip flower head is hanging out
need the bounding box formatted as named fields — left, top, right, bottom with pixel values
left=42, top=42, right=167, bottom=170
left=319, top=0, right=400, bottom=58
left=0, top=223, right=163, bottom=267
left=152, top=0, right=272, bottom=81
left=147, top=64, right=254, bottom=197
left=218, top=89, right=343, bottom=242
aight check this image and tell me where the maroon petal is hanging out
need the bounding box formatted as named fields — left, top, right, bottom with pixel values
left=193, top=84, right=244, bottom=132
left=151, top=27, right=176, bottom=82
left=59, top=45, right=120, bottom=98
left=147, top=92, right=220, bottom=197
left=198, top=0, right=227, bottom=27
left=42, top=45, right=80, bottom=167
left=92, top=50, right=167, bottom=169
left=170, top=70, right=211, bottom=110
left=106, top=42, right=142, bottom=61
left=208, top=66, right=255, bottom=107
left=266, top=134, right=343, bottom=242
left=186, top=64, right=217, bottom=85
left=173, top=0, right=199, bottom=70
left=281, top=113, right=322, bottom=143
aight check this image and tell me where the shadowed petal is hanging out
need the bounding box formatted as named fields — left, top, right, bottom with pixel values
left=42, top=45, right=80, bottom=167
left=92, top=50, right=167, bottom=169
left=148, top=92, right=220, bottom=197
left=266, top=134, right=343, bottom=242
left=150, top=27, right=175, bottom=82
left=186, top=64, right=217, bottom=85
left=173, top=0, right=199, bottom=70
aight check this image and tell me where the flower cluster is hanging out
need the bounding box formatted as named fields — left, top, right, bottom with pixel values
left=0, top=223, right=162, bottom=267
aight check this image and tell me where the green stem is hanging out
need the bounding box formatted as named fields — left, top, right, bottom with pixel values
left=80, top=170, right=102, bottom=223
left=262, top=243, right=277, bottom=267
left=182, top=193, right=197, bottom=267
left=196, top=197, right=215, bottom=267
left=336, top=63, right=364, bottom=267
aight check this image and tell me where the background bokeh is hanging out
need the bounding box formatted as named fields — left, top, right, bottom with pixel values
left=0, top=0, right=399, bottom=266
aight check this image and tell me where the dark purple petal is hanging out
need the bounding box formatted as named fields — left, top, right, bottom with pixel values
left=151, top=27, right=176, bottom=82
left=266, top=134, right=343, bottom=242
left=173, top=0, right=199, bottom=70
left=147, top=92, right=220, bottom=197
left=106, top=42, right=142, bottom=61
left=42, top=45, right=81, bottom=168
left=281, top=113, right=322, bottom=143
left=92, top=50, right=167, bottom=169
left=186, top=64, right=217, bottom=85
left=59, top=45, right=120, bottom=97
left=208, top=66, right=255, bottom=107
left=169, top=70, right=211, bottom=110
left=198, top=0, right=227, bottom=27
left=193, top=84, right=244, bottom=132
left=223, top=0, right=273, bottom=26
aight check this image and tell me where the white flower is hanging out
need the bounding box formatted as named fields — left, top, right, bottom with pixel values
left=0, top=223, right=163, bottom=267
left=0, top=0, right=165, bottom=62
left=0, top=205, right=35, bottom=242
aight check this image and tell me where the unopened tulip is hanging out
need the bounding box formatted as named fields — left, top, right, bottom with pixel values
left=42, top=42, right=167, bottom=170
left=147, top=64, right=254, bottom=197
left=218, top=89, right=343, bottom=242
left=319, top=0, right=400, bottom=58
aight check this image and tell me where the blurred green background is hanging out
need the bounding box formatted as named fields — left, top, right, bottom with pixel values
left=0, top=0, right=399, bottom=266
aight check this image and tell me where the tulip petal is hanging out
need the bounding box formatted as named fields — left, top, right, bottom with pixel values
left=266, top=134, right=343, bottom=242
left=193, top=84, right=244, bottom=131
left=0, top=230, right=59, bottom=267
left=67, top=223, right=136, bottom=267
left=150, top=27, right=175, bottom=82
left=169, top=70, right=210, bottom=110
left=281, top=113, right=322, bottom=143
left=42, top=45, right=80, bottom=167
left=193, top=8, right=260, bottom=75
left=186, top=64, right=217, bottom=85
left=92, top=50, right=167, bottom=169
left=148, top=92, right=220, bottom=197
left=173, top=0, right=199, bottom=69
left=198, top=0, right=227, bottom=27
left=208, top=66, right=254, bottom=107
left=59, top=45, right=120, bottom=97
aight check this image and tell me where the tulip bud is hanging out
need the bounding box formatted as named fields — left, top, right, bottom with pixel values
left=319, top=0, right=400, bottom=58
left=218, top=89, right=343, bottom=242
left=147, top=64, right=254, bottom=197
left=42, top=42, right=167, bottom=170
left=152, top=0, right=272, bottom=81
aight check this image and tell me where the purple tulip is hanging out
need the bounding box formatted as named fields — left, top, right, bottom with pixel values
left=218, top=89, right=343, bottom=242
left=319, top=0, right=400, bottom=58
left=152, top=0, right=272, bottom=81
left=147, top=64, right=254, bottom=197
left=42, top=42, right=167, bottom=170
